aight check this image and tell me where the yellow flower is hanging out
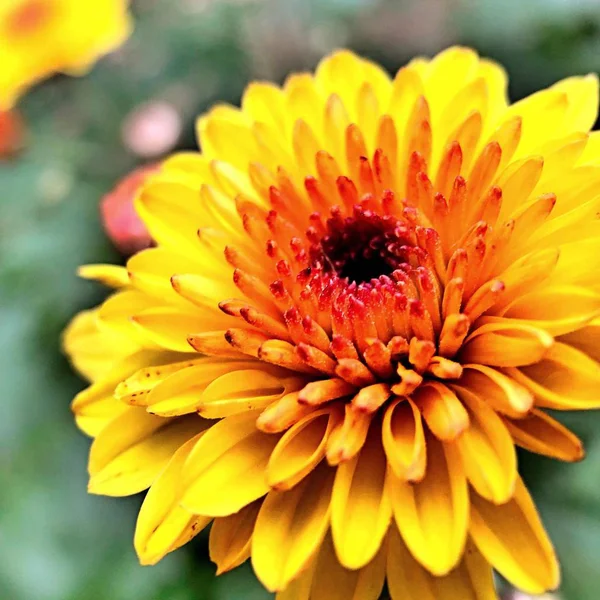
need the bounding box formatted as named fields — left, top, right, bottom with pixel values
left=64, top=47, right=600, bottom=599
left=0, top=0, right=132, bottom=109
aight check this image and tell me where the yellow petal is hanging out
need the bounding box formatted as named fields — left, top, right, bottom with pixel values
left=275, top=558, right=316, bottom=600
left=530, top=194, right=600, bottom=248
left=267, top=407, right=340, bottom=491
left=75, top=395, right=129, bottom=438
left=134, top=433, right=211, bottom=565
left=506, top=89, right=569, bottom=158
left=493, top=156, right=545, bottom=222
left=503, top=409, right=584, bottom=462
left=386, top=527, right=436, bottom=600
left=559, top=319, right=600, bottom=362
left=431, top=539, right=498, bottom=600
left=78, top=264, right=130, bottom=289
left=422, top=47, right=479, bottom=127
left=63, top=308, right=141, bottom=382
left=325, top=403, right=372, bottom=465
left=198, top=113, right=258, bottom=170
left=131, top=307, right=229, bottom=353
left=546, top=238, right=600, bottom=292
left=114, top=358, right=198, bottom=405
left=331, top=425, right=391, bottom=569
left=413, top=382, right=470, bottom=441
left=285, top=73, right=323, bottom=135
left=387, top=65, right=424, bottom=142
left=452, top=385, right=517, bottom=504
left=506, top=341, right=600, bottom=410
left=181, top=411, right=280, bottom=516
left=126, top=247, right=201, bottom=305
left=461, top=321, right=553, bottom=367
left=209, top=501, right=261, bottom=575
left=310, top=533, right=387, bottom=600
left=489, top=286, right=600, bottom=336
left=387, top=528, right=497, bottom=600
left=459, top=365, right=533, bottom=418
left=135, top=178, right=206, bottom=251
left=97, top=290, right=158, bottom=342
left=382, top=397, right=426, bottom=482
left=72, top=349, right=173, bottom=436
left=552, top=73, right=599, bottom=132
left=389, top=435, right=468, bottom=576
left=141, top=360, right=260, bottom=416
left=198, top=368, right=305, bottom=420
left=252, top=465, right=334, bottom=591
left=470, top=477, right=560, bottom=594
left=242, top=82, right=286, bottom=130
left=88, top=410, right=206, bottom=496
left=315, top=50, right=364, bottom=122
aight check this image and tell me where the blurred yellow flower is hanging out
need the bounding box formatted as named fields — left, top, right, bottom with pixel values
left=0, top=0, right=132, bottom=108
left=65, top=47, right=600, bottom=599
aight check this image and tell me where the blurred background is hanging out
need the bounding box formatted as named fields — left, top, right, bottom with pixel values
left=2, top=0, right=600, bottom=598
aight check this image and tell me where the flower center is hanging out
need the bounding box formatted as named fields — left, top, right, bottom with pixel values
left=317, top=206, right=411, bottom=284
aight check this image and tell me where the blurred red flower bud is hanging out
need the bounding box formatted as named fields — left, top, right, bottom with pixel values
left=100, top=164, right=158, bottom=255
left=0, top=110, right=25, bottom=159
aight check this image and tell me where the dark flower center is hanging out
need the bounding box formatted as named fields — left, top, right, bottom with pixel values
left=317, top=206, right=411, bottom=284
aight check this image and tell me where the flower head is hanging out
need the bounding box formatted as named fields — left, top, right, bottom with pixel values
left=64, top=47, right=600, bottom=599
left=0, top=0, right=132, bottom=109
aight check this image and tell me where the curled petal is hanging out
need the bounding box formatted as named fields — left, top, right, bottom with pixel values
left=382, top=397, right=426, bottom=482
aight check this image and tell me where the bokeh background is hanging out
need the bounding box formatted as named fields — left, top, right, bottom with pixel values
left=2, top=0, right=600, bottom=598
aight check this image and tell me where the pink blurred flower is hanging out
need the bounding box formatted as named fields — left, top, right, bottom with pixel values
left=100, top=164, right=157, bottom=255
left=0, top=109, right=25, bottom=159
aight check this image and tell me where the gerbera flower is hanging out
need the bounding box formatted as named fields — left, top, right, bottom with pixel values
left=64, top=47, right=600, bottom=599
left=0, top=0, right=132, bottom=109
